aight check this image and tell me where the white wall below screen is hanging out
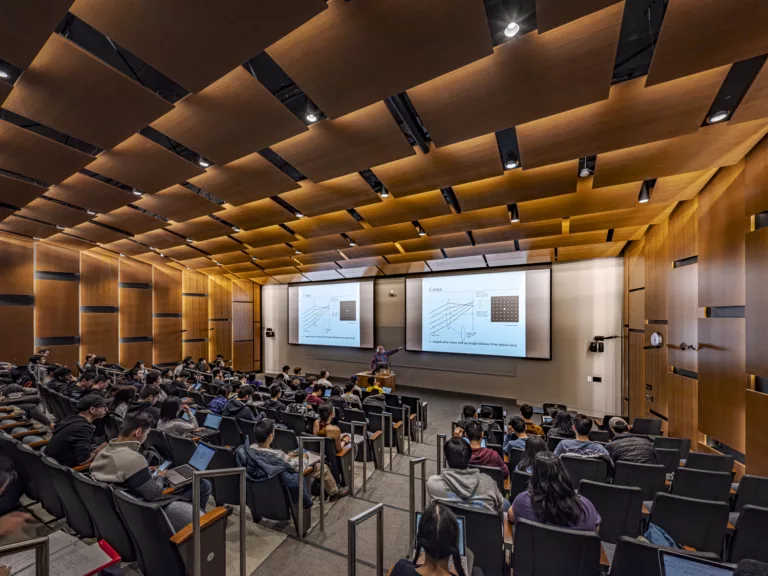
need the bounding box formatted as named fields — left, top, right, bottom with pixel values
left=261, top=257, right=623, bottom=416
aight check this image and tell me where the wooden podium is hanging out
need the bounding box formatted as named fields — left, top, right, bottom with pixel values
left=357, top=371, right=396, bottom=391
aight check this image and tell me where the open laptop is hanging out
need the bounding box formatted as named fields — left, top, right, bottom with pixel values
left=181, top=407, right=197, bottom=422
left=382, top=387, right=392, bottom=395
left=462, top=436, right=487, bottom=448
left=659, top=550, right=734, bottom=576
left=165, top=443, right=216, bottom=487
left=323, top=388, right=332, bottom=398
left=414, top=512, right=468, bottom=574
left=190, top=413, right=222, bottom=439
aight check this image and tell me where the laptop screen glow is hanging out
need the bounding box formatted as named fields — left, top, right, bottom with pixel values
left=203, top=413, right=222, bottom=430
left=188, top=444, right=215, bottom=471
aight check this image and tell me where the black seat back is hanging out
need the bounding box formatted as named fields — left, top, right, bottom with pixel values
left=384, top=394, right=401, bottom=408
left=578, top=480, right=642, bottom=544
left=281, top=412, right=309, bottom=436
left=166, top=433, right=197, bottom=466
left=238, top=419, right=256, bottom=444
left=218, top=416, right=242, bottom=447
left=613, top=461, right=666, bottom=501
left=513, top=517, right=601, bottom=576
left=686, top=452, right=734, bottom=474
left=733, top=474, right=768, bottom=512
left=506, top=448, right=524, bottom=478
left=16, top=443, right=64, bottom=518
left=481, top=404, right=504, bottom=420
left=468, top=463, right=504, bottom=493
left=40, top=457, right=95, bottom=538
left=144, top=428, right=173, bottom=462
left=362, top=404, right=383, bottom=417
left=588, top=430, right=610, bottom=443
left=547, top=435, right=565, bottom=452
left=655, top=448, right=681, bottom=474
left=487, top=429, right=504, bottom=445
left=609, top=535, right=720, bottom=576
left=103, top=412, right=123, bottom=441
left=561, top=455, right=608, bottom=486
left=653, top=436, right=691, bottom=460
left=114, top=489, right=186, bottom=576
left=272, top=428, right=298, bottom=453
left=510, top=470, right=531, bottom=501
left=671, top=467, right=732, bottom=502
left=72, top=474, right=137, bottom=562
left=649, top=493, right=729, bottom=553
left=259, top=407, right=280, bottom=423
left=543, top=403, right=567, bottom=415
left=204, top=443, right=240, bottom=507
left=632, top=418, right=662, bottom=436
left=0, top=433, right=35, bottom=500
left=441, top=502, right=504, bottom=576
left=729, top=505, right=768, bottom=563
left=245, top=474, right=292, bottom=523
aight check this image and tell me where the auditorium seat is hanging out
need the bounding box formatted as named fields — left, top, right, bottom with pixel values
left=588, top=430, right=610, bottom=443
left=204, top=443, right=241, bottom=507
left=0, top=433, right=37, bottom=501
left=630, top=418, right=662, bottom=436
left=218, top=416, right=243, bottom=446
left=244, top=472, right=311, bottom=537
left=468, top=463, right=504, bottom=494
left=103, top=412, right=123, bottom=441
left=546, top=435, right=565, bottom=452
left=608, top=535, right=720, bottom=576
left=481, top=404, right=504, bottom=420
left=513, top=517, right=601, bottom=576
left=144, top=428, right=174, bottom=464
left=258, top=406, right=281, bottom=423
left=561, top=455, right=608, bottom=486
left=613, top=461, right=666, bottom=504
left=653, top=436, right=691, bottom=461
left=271, top=428, right=298, bottom=453
left=655, top=447, right=682, bottom=475
left=15, top=443, right=65, bottom=520
left=670, top=468, right=732, bottom=503
left=442, top=502, right=505, bottom=576
left=506, top=447, right=524, bottom=477
left=579, top=480, right=643, bottom=544
left=685, top=452, right=734, bottom=474
left=732, top=475, right=768, bottom=525
left=728, top=505, right=768, bottom=564
left=648, top=493, right=729, bottom=553
left=281, top=411, right=310, bottom=436
left=510, top=470, right=532, bottom=501
left=166, top=433, right=197, bottom=465
left=41, top=457, right=96, bottom=538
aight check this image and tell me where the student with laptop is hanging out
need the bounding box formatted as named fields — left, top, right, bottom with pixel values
left=157, top=399, right=199, bottom=436
left=90, top=413, right=212, bottom=531
left=659, top=549, right=737, bottom=576
left=390, top=502, right=470, bottom=576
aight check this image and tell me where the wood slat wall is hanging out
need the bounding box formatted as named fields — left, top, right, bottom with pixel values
left=208, top=275, right=232, bottom=362
left=182, top=270, right=208, bottom=361
left=80, top=251, right=120, bottom=363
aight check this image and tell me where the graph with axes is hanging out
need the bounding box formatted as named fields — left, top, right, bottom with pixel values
left=428, top=298, right=475, bottom=342
left=302, top=301, right=331, bottom=333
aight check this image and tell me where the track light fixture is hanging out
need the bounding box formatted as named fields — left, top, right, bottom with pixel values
left=198, top=157, right=210, bottom=168
left=707, top=110, right=729, bottom=124
left=509, top=204, right=520, bottom=223
left=132, top=189, right=142, bottom=196
left=306, top=112, right=318, bottom=123
left=638, top=182, right=651, bottom=204
left=0, top=71, right=8, bottom=79
left=86, top=209, right=96, bottom=215
left=579, top=158, right=591, bottom=178
left=380, top=189, right=389, bottom=198
left=119, top=253, right=125, bottom=257
left=504, top=22, right=520, bottom=38
left=186, top=238, right=194, bottom=243
left=418, top=226, right=426, bottom=237
left=232, top=226, right=241, bottom=233
left=504, top=150, right=519, bottom=170
left=294, top=248, right=302, bottom=254
left=348, top=240, right=356, bottom=247
left=295, top=211, right=305, bottom=219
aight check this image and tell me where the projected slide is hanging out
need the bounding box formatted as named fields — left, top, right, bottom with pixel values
left=297, top=282, right=361, bottom=347
left=421, top=271, right=527, bottom=357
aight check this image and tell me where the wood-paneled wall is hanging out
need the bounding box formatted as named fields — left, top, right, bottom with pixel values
left=0, top=238, right=261, bottom=372
left=624, top=133, right=768, bottom=475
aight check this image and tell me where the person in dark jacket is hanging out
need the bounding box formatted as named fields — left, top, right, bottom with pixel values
left=464, top=420, right=509, bottom=480
left=222, top=386, right=260, bottom=422
left=328, top=385, right=348, bottom=416
left=362, top=393, right=387, bottom=410
left=235, top=418, right=312, bottom=508
left=606, top=417, right=657, bottom=466
left=125, top=384, right=162, bottom=426
left=0, top=383, right=51, bottom=428
left=47, top=366, right=76, bottom=394
left=257, top=384, right=285, bottom=412
left=46, top=395, right=108, bottom=467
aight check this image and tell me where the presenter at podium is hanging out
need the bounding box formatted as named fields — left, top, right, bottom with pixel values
left=370, top=345, right=403, bottom=373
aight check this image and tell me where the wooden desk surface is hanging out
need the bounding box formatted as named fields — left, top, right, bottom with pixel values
left=600, top=545, right=610, bottom=568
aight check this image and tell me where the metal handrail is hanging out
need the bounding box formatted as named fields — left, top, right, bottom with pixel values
left=350, top=421, right=368, bottom=495
left=348, top=503, right=384, bottom=576
left=408, top=457, right=427, bottom=549
left=298, top=435, right=326, bottom=538
left=404, top=405, right=411, bottom=455
left=384, top=412, right=394, bottom=471
left=192, top=467, right=247, bottom=576
left=417, top=401, right=424, bottom=443
left=436, top=433, right=447, bottom=475
left=0, top=536, right=49, bottom=575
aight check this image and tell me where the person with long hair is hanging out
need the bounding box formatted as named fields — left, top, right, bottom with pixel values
left=390, top=502, right=468, bottom=576
left=111, top=386, right=136, bottom=419
left=157, top=398, right=198, bottom=436
left=547, top=410, right=575, bottom=440
left=510, top=452, right=601, bottom=531
left=516, top=435, right=549, bottom=473
left=312, top=403, right=351, bottom=452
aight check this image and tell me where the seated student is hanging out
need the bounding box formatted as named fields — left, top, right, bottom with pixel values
left=282, top=379, right=300, bottom=402
left=306, top=383, right=326, bottom=408
left=124, top=368, right=143, bottom=390
left=157, top=398, right=199, bottom=436
left=257, top=384, right=285, bottom=411
left=125, top=384, right=162, bottom=425
left=547, top=410, right=575, bottom=440
left=46, top=395, right=108, bottom=467
left=234, top=419, right=312, bottom=509
left=342, top=381, right=363, bottom=410
left=48, top=366, right=76, bottom=394
left=313, top=404, right=352, bottom=454
left=457, top=405, right=477, bottom=431
left=328, top=385, right=348, bottom=414
left=132, top=360, right=147, bottom=384
left=207, top=385, right=231, bottom=414
left=510, top=452, right=601, bottom=531
left=292, top=367, right=305, bottom=384
left=463, top=420, right=509, bottom=481
left=285, top=390, right=316, bottom=417
left=390, top=502, right=472, bottom=576
left=317, top=369, right=332, bottom=388
left=520, top=404, right=544, bottom=436
left=427, top=436, right=506, bottom=515
left=277, top=365, right=292, bottom=389
left=362, top=390, right=387, bottom=409
left=68, top=372, right=95, bottom=398
left=503, top=416, right=529, bottom=455
left=365, top=376, right=383, bottom=394
left=478, top=406, right=502, bottom=434
left=304, top=375, right=318, bottom=394
left=174, top=356, right=191, bottom=376
left=0, top=383, right=52, bottom=429
left=91, top=412, right=212, bottom=531
left=82, top=353, right=95, bottom=373
left=605, top=417, right=657, bottom=465
left=197, top=358, right=209, bottom=373
left=211, top=368, right=227, bottom=390
left=554, top=415, right=613, bottom=465
left=111, top=385, right=136, bottom=419
left=223, top=386, right=260, bottom=422
left=516, top=436, right=549, bottom=473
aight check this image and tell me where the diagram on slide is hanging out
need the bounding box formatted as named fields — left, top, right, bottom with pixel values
left=302, top=301, right=331, bottom=333
left=297, top=283, right=361, bottom=347
left=421, top=271, right=526, bottom=357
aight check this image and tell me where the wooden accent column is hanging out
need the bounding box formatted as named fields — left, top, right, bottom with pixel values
left=80, top=250, right=119, bottom=364
left=231, top=278, right=254, bottom=372
left=0, top=233, right=34, bottom=366
left=208, top=275, right=232, bottom=362
left=182, top=270, right=208, bottom=361
left=118, top=258, right=153, bottom=367
left=153, top=265, right=182, bottom=365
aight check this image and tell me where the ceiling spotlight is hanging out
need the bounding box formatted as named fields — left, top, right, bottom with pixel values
left=232, top=226, right=241, bottom=233
left=198, top=157, right=210, bottom=168
left=295, top=211, right=305, bottom=219
left=707, top=110, right=729, bottom=124
left=509, top=203, right=520, bottom=223
left=33, top=237, right=41, bottom=241
left=348, top=240, right=356, bottom=247
left=306, top=113, right=318, bottom=123
left=159, top=253, right=166, bottom=258
left=0, top=71, right=8, bottom=80
left=504, top=150, right=519, bottom=170
left=638, top=182, right=651, bottom=204
left=56, top=225, right=65, bottom=230
left=132, top=189, right=142, bottom=196
left=86, top=209, right=96, bottom=215
left=149, top=246, right=157, bottom=251
left=418, top=226, right=426, bottom=237
left=251, top=256, right=257, bottom=261
left=504, top=22, right=520, bottom=38
left=119, top=253, right=126, bottom=257
left=579, top=158, right=591, bottom=178
left=380, top=189, right=389, bottom=198
left=186, top=238, right=194, bottom=243
left=294, top=249, right=302, bottom=254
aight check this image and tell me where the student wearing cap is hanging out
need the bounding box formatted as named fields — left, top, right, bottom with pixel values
left=605, top=417, right=657, bottom=466
left=45, top=395, right=108, bottom=467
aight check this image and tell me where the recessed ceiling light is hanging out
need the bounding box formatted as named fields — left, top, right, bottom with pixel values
left=86, top=209, right=96, bottom=215
left=380, top=189, right=389, bottom=198
left=295, top=211, right=305, bottom=219
left=504, top=22, right=520, bottom=38
left=707, top=110, right=729, bottom=124
left=504, top=150, right=519, bottom=170
left=295, top=249, right=302, bottom=254
left=0, top=71, right=9, bottom=80
left=348, top=240, right=356, bottom=247
left=638, top=182, right=651, bottom=204
left=579, top=158, right=591, bottom=178
left=418, top=227, right=426, bottom=237
left=149, top=246, right=157, bottom=251
left=251, top=256, right=257, bottom=261
left=119, top=253, right=126, bottom=257
left=56, top=225, right=65, bottom=230
left=132, top=189, right=142, bottom=196
left=198, top=157, right=210, bottom=168
left=159, top=253, right=166, bottom=258
left=509, top=203, right=520, bottom=223
left=33, top=236, right=41, bottom=241
left=232, top=226, right=241, bottom=233
left=186, top=238, right=194, bottom=243
left=306, top=113, right=318, bottom=123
